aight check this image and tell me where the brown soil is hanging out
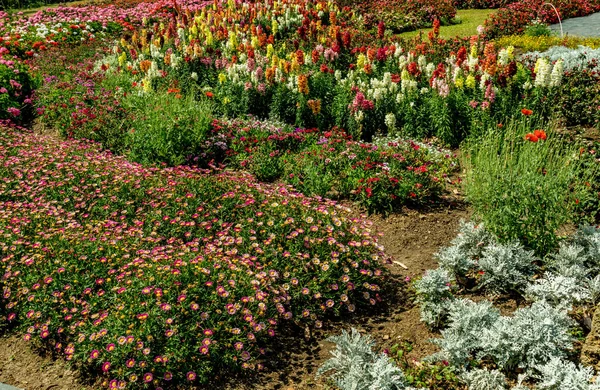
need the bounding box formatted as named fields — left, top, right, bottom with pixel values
left=0, top=203, right=470, bottom=390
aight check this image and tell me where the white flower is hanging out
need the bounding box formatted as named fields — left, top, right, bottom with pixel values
left=191, top=72, right=199, bottom=81
left=384, top=113, right=396, bottom=130
left=550, top=59, right=563, bottom=87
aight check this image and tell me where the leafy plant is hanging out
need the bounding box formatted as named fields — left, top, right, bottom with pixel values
left=317, top=329, right=414, bottom=390
left=462, top=120, right=598, bottom=256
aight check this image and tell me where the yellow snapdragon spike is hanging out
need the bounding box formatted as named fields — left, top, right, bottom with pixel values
left=357, top=53, right=366, bottom=69
left=218, top=73, right=227, bottom=84
left=470, top=45, right=477, bottom=58
left=267, top=44, right=274, bottom=58
left=118, top=52, right=127, bottom=67
left=251, top=36, right=259, bottom=48
left=272, top=19, right=278, bottom=35
left=507, top=46, right=515, bottom=60
left=455, top=77, right=464, bottom=89
left=143, top=78, right=152, bottom=93
left=401, top=69, right=410, bottom=81
left=465, top=74, right=476, bottom=89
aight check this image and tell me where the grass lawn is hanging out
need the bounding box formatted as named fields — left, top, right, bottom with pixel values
left=398, top=9, right=495, bottom=39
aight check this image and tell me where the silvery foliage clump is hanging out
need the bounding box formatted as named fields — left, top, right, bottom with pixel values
left=317, top=328, right=416, bottom=390
left=428, top=299, right=500, bottom=368
left=535, top=357, right=600, bottom=390
left=477, top=242, right=538, bottom=295
left=522, top=46, right=600, bottom=72
left=429, top=300, right=574, bottom=374
left=435, top=221, right=491, bottom=276
left=478, top=301, right=574, bottom=373
left=525, top=273, right=591, bottom=310
left=530, top=226, right=600, bottom=308
left=463, top=368, right=507, bottom=390
left=414, top=268, right=455, bottom=328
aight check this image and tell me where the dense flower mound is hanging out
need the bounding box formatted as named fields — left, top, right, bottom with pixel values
left=0, top=124, right=388, bottom=388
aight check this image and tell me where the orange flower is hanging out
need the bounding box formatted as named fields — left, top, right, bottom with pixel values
left=533, top=129, right=547, bottom=140
left=139, top=60, right=152, bottom=73
left=297, top=74, right=309, bottom=95
left=521, top=108, right=533, bottom=116
left=307, top=99, right=321, bottom=115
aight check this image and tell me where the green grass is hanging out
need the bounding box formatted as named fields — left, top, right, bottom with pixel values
left=398, top=9, right=495, bottom=39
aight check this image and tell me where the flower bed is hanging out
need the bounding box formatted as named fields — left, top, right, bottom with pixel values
left=0, top=123, right=388, bottom=387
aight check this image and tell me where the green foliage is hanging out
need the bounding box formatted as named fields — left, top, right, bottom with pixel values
left=524, top=21, right=553, bottom=37
left=390, top=342, right=463, bottom=390
left=462, top=120, right=598, bottom=256
left=125, top=93, right=214, bottom=167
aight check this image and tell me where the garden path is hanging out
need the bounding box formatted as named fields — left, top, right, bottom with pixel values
left=550, top=11, right=600, bottom=37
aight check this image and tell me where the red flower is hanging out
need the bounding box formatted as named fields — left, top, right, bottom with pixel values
left=365, top=188, right=372, bottom=198
left=205, top=91, right=213, bottom=98
left=533, top=129, right=547, bottom=140
left=525, top=133, right=539, bottom=142
left=521, top=108, right=533, bottom=116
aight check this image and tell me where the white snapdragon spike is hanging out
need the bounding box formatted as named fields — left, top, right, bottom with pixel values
left=177, top=27, right=186, bottom=44
left=398, top=55, right=407, bottom=71
left=467, top=54, right=478, bottom=70
left=523, top=81, right=533, bottom=90
left=148, top=61, right=161, bottom=79
left=479, top=73, right=490, bottom=90
left=396, top=92, right=404, bottom=103
left=150, top=43, right=162, bottom=59
left=384, top=113, right=396, bottom=130
left=420, top=87, right=429, bottom=94
left=383, top=72, right=392, bottom=86
left=550, top=59, right=563, bottom=87
left=453, top=66, right=462, bottom=84
left=425, top=62, right=435, bottom=78
left=534, top=57, right=551, bottom=88
left=418, top=55, right=427, bottom=69
left=171, top=54, right=181, bottom=69
left=354, top=110, right=364, bottom=122
left=191, top=72, right=198, bottom=81
left=334, top=69, right=342, bottom=81
left=394, top=45, right=403, bottom=58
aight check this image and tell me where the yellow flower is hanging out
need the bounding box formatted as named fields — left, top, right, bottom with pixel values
left=118, top=51, right=127, bottom=67
left=470, top=45, right=478, bottom=58
left=267, top=44, right=274, bottom=58
left=356, top=53, right=366, bottom=69
left=223, top=97, right=231, bottom=104
left=465, top=74, right=476, bottom=89
left=455, top=77, right=464, bottom=89
left=218, top=73, right=227, bottom=84
left=272, top=19, right=278, bottom=35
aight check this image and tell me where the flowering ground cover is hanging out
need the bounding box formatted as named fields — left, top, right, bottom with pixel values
left=0, top=123, right=390, bottom=387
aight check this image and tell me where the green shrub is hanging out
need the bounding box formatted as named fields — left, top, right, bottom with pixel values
left=125, top=93, right=214, bottom=167
left=462, top=120, right=598, bottom=255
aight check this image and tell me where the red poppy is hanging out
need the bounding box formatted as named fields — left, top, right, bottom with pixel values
left=521, top=108, right=533, bottom=116
left=525, top=133, right=539, bottom=142
left=533, top=129, right=547, bottom=140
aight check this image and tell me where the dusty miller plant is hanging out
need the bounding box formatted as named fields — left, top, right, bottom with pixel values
left=435, top=221, right=492, bottom=277
left=317, top=328, right=416, bottom=390
left=463, top=368, right=507, bottom=390
left=478, top=301, right=574, bottom=373
left=525, top=273, right=591, bottom=309
left=428, top=299, right=500, bottom=368
left=429, top=300, right=574, bottom=375
left=414, top=268, right=455, bottom=328
left=535, top=357, right=600, bottom=390
left=477, top=241, right=538, bottom=294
